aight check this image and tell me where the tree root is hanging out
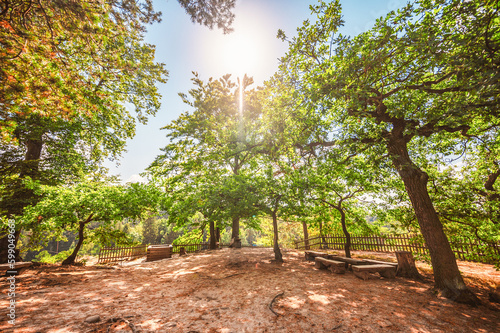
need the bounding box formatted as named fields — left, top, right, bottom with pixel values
left=439, top=287, right=481, bottom=306
left=269, top=292, right=284, bottom=316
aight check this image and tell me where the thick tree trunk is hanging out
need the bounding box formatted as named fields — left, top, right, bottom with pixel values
left=0, top=135, right=44, bottom=263
left=216, top=227, right=221, bottom=244
left=0, top=230, right=21, bottom=264
left=395, top=251, right=422, bottom=279
left=387, top=137, right=478, bottom=304
left=339, top=209, right=351, bottom=258
left=272, top=212, right=283, bottom=262
left=21, top=138, right=43, bottom=178
left=302, top=221, right=310, bottom=250
left=209, top=220, right=216, bottom=250
left=62, top=222, right=86, bottom=265
left=229, top=216, right=241, bottom=248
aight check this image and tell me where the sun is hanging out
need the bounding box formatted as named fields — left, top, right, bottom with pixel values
left=199, top=6, right=281, bottom=84
left=220, top=30, right=262, bottom=79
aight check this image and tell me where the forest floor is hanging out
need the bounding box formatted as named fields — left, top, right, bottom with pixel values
left=1, top=247, right=499, bottom=333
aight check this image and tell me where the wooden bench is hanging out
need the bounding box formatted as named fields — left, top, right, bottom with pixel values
left=361, top=259, right=398, bottom=268
left=0, top=262, right=32, bottom=276
left=352, top=264, right=397, bottom=280
left=304, top=251, right=328, bottom=261
left=326, top=255, right=369, bottom=269
left=314, top=257, right=346, bottom=274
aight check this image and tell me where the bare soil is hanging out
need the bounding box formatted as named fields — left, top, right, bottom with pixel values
left=1, top=248, right=499, bottom=333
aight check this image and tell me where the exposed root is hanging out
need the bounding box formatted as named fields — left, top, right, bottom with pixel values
left=439, top=287, right=481, bottom=306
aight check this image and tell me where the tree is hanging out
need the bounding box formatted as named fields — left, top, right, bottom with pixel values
left=274, top=0, right=499, bottom=304
left=253, top=165, right=288, bottom=262
left=21, top=181, right=161, bottom=265
left=297, top=151, right=379, bottom=258
left=0, top=0, right=169, bottom=263
left=148, top=73, right=264, bottom=247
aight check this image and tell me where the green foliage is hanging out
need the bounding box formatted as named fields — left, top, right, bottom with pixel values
left=255, top=218, right=306, bottom=249
left=148, top=74, right=266, bottom=238
left=20, top=180, right=162, bottom=253
left=178, top=0, right=236, bottom=34
left=172, top=229, right=203, bottom=245
left=34, top=250, right=74, bottom=264
left=1, top=0, right=167, bottom=142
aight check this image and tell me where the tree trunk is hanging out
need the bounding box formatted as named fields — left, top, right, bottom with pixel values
left=0, top=230, right=21, bottom=264
left=62, top=221, right=86, bottom=265
left=229, top=216, right=241, bottom=248
left=338, top=209, right=351, bottom=258
left=0, top=134, right=44, bottom=263
left=209, top=220, right=216, bottom=250
left=395, top=251, right=422, bottom=279
left=387, top=137, right=478, bottom=305
left=318, top=220, right=327, bottom=249
left=302, top=221, right=310, bottom=250
left=216, top=226, right=221, bottom=244
left=272, top=211, right=283, bottom=262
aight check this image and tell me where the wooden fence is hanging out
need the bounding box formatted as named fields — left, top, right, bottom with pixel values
left=98, top=243, right=231, bottom=263
left=98, top=245, right=148, bottom=264
left=172, top=243, right=210, bottom=253
left=294, top=234, right=500, bottom=264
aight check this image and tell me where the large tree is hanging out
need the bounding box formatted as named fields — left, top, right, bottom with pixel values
left=0, top=0, right=168, bottom=263
left=273, top=0, right=499, bottom=304
left=148, top=73, right=264, bottom=247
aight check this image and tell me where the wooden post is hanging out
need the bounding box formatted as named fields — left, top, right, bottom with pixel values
left=395, top=251, right=422, bottom=279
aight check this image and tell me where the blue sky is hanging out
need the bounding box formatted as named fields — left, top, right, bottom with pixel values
left=107, top=0, right=409, bottom=183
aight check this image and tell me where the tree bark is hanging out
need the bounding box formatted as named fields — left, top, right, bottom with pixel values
left=272, top=211, right=283, bottom=262
left=62, top=214, right=93, bottom=265
left=339, top=209, right=351, bottom=258
left=209, top=220, right=216, bottom=250
left=395, top=251, right=422, bottom=279
left=229, top=216, right=241, bottom=248
left=62, top=222, right=86, bottom=265
left=302, top=221, right=310, bottom=250
left=387, top=136, right=479, bottom=305
left=0, top=134, right=44, bottom=263
left=0, top=230, right=21, bottom=264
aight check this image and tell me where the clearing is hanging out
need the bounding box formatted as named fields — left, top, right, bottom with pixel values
left=1, top=248, right=499, bottom=332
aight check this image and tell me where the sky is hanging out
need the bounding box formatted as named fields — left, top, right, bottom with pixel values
left=106, top=0, right=409, bottom=183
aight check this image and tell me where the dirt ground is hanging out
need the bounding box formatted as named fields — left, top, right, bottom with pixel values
left=1, top=248, right=499, bottom=333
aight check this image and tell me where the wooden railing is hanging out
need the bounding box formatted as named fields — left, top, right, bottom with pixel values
left=98, top=245, right=148, bottom=264
left=172, top=242, right=210, bottom=253
left=294, top=234, right=500, bottom=264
